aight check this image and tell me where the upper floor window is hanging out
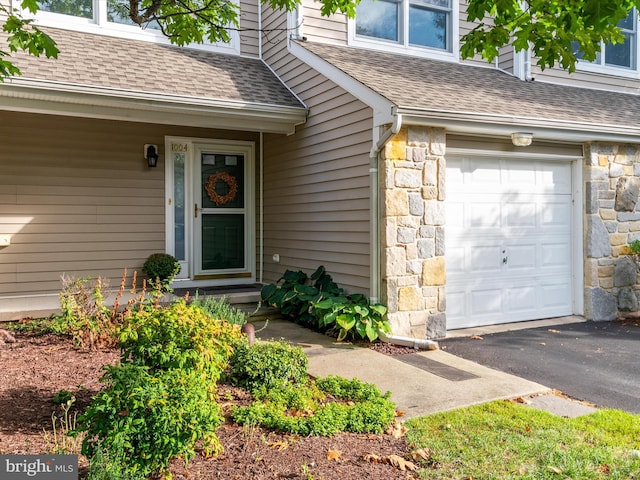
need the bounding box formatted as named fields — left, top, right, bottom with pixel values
left=354, top=0, right=453, bottom=53
left=39, top=0, right=159, bottom=27
left=32, top=0, right=237, bottom=53
left=576, top=8, right=638, bottom=72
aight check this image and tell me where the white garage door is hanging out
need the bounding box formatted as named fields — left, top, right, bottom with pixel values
left=445, top=157, right=573, bottom=329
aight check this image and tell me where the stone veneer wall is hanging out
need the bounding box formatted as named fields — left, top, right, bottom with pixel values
left=585, top=143, right=640, bottom=321
left=380, top=125, right=447, bottom=340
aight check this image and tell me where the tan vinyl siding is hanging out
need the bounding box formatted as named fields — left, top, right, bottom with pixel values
left=458, top=0, right=498, bottom=67
left=530, top=64, right=640, bottom=93
left=261, top=5, right=289, bottom=66
left=458, top=0, right=475, bottom=39
left=0, top=111, right=259, bottom=297
left=259, top=7, right=374, bottom=294
left=300, top=1, right=348, bottom=45
left=498, top=46, right=515, bottom=74
left=262, top=57, right=373, bottom=293
left=240, top=0, right=260, bottom=57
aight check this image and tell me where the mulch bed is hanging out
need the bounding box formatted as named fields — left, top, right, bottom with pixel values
left=0, top=328, right=418, bottom=480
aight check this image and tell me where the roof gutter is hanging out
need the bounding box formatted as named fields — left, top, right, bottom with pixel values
left=395, top=105, right=640, bottom=143
left=372, top=113, right=403, bottom=156
left=0, top=77, right=309, bottom=135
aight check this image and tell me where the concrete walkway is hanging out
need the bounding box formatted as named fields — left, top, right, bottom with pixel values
left=251, top=318, right=552, bottom=419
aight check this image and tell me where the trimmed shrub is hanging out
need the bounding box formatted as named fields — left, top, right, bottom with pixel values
left=142, top=253, right=180, bottom=291
left=226, top=340, right=309, bottom=392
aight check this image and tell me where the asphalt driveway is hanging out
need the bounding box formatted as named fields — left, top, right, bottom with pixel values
left=441, top=319, right=640, bottom=413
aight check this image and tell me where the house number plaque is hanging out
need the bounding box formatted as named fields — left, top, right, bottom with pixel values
left=171, top=143, right=188, bottom=152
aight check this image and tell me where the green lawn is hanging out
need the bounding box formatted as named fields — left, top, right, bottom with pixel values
left=405, top=401, right=640, bottom=479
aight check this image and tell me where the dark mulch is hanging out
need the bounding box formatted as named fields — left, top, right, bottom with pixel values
left=0, top=328, right=418, bottom=480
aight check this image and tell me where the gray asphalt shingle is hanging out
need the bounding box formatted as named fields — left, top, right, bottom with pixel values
left=299, top=41, right=640, bottom=128
left=5, top=27, right=302, bottom=108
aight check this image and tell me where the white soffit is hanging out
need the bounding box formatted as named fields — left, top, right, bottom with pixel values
left=0, top=78, right=308, bottom=135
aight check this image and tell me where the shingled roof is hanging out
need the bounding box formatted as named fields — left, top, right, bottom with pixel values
left=299, top=41, right=640, bottom=129
left=5, top=27, right=303, bottom=109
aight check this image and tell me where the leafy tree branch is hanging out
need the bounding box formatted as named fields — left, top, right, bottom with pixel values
left=461, top=0, right=636, bottom=72
left=1, top=0, right=640, bottom=79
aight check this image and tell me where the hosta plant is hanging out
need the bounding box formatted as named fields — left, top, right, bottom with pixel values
left=312, top=294, right=390, bottom=342
left=261, top=266, right=390, bottom=341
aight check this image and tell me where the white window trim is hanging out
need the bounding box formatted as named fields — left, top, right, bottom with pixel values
left=20, top=0, right=240, bottom=55
left=347, top=0, right=459, bottom=62
left=575, top=9, right=639, bottom=78
left=287, top=5, right=304, bottom=41
left=574, top=60, right=640, bottom=79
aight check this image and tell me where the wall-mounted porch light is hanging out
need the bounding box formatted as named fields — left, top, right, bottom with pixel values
left=144, top=144, right=159, bottom=167
left=511, top=132, right=534, bottom=147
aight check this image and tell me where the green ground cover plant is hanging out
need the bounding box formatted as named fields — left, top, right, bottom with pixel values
left=405, top=400, right=640, bottom=479
left=231, top=374, right=396, bottom=436
left=226, top=340, right=396, bottom=436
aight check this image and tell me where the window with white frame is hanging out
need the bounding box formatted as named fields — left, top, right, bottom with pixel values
left=354, top=0, right=453, bottom=53
left=32, top=0, right=237, bottom=52
left=576, top=8, right=638, bottom=71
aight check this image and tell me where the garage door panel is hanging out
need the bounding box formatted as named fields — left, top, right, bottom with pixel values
left=470, top=203, right=501, bottom=227
left=470, top=288, right=503, bottom=316
left=505, top=162, right=537, bottom=186
left=447, top=279, right=573, bottom=328
left=540, top=281, right=572, bottom=309
left=469, top=159, right=501, bottom=184
left=446, top=156, right=573, bottom=329
left=446, top=289, right=466, bottom=318
left=506, top=244, right=536, bottom=270
left=506, top=286, right=537, bottom=312
left=446, top=246, right=466, bottom=274
left=539, top=163, right=572, bottom=194
left=542, top=201, right=572, bottom=226
left=506, top=203, right=537, bottom=227
left=447, top=202, right=465, bottom=228
left=470, top=246, right=503, bottom=272
left=541, top=242, right=571, bottom=267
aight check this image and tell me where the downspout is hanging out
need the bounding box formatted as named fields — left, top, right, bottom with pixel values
left=369, top=114, right=403, bottom=304
left=259, top=132, right=264, bottom=284
left=524, top=46, right=533, bottom=82
left=369, top=116, right=439, bottom=351
left=378, top=330, right=439, bottom=350
left=258, top=2, right=262, bottom=59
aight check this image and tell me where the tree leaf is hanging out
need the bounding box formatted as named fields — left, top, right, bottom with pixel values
left=327, top=449, right=342, bottom=461
left=386, top=454, right=418, bottom=471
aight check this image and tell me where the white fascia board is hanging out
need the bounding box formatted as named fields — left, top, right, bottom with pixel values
left=397, top=106, right=640, bottom=143
left=289, top=41, right=395, bottom=126
left=0, top=78, right=308, bottom=134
